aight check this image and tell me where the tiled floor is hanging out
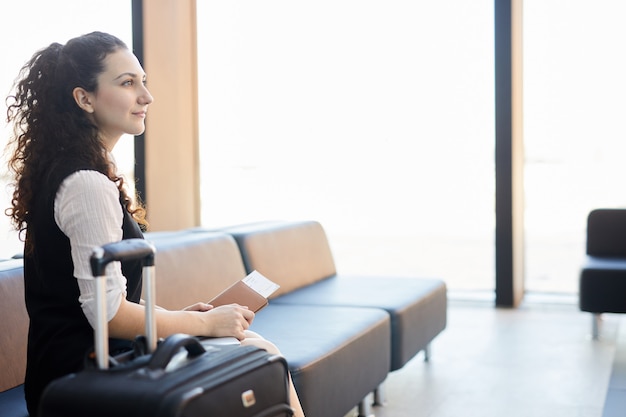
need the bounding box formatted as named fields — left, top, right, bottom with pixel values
left=344, top=295, right=622, bottom=417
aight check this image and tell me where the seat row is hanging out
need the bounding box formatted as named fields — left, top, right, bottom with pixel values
left=0, top=219, right=447, bottom=417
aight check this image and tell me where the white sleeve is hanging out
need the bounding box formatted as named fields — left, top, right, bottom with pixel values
left=54, top=170, right=127, bottom=329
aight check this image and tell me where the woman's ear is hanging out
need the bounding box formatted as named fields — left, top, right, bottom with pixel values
left=72, top=87, right=95, bottom=113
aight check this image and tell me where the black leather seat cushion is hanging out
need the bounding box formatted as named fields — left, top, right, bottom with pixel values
left=580, top=256, right=626, bottom=313
left=273, top=275, right=447, bottom=371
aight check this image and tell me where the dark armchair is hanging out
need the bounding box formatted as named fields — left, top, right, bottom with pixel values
left=579, top=208, right=626, bottom=339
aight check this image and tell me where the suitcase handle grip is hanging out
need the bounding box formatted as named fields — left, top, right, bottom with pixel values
left=90, top=238, right=156, bottom=277
left=148, top=333, right=206, bottom=370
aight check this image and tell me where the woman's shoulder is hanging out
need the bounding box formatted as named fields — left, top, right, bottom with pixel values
left=55, top=170, right=121, bottom=224
left=60, top=170, right=117, bottom=193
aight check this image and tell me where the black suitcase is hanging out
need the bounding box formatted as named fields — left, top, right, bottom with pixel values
left=39, top=238, right=293, bottom=417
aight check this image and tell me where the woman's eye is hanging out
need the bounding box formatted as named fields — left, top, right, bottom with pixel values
left=122, top=79, right=134, bottom=86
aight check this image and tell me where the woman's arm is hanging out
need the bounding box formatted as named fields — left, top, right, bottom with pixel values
left=109, top=299, right=255, bottom=340
left=55, top=170, right=129, bottom=328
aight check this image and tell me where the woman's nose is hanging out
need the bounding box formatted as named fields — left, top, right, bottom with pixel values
left=139, top=86, right=154, bottom=105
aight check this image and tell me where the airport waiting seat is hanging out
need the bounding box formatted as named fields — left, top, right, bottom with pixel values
left=579, top=208, right=626, bottom=339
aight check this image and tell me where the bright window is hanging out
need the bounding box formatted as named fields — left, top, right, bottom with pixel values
left=196, top=1, right=495, bottom=292
left=524, top=0, right=626, bottom=293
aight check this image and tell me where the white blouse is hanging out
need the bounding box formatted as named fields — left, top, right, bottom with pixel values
left=54, top=170, right=128, bottom=329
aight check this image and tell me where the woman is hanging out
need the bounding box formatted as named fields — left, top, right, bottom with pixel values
left=5, top=31, right=304, bottom=417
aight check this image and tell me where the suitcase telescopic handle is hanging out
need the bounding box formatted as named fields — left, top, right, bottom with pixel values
left=90, top=238, right=157, bottom=370
left=90, top=238, right=156, bottom=277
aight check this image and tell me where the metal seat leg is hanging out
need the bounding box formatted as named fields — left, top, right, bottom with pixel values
left=373, top=382, right=386, bottom=406
left=423, top=343, right=431, bottom=362
left=357, top=393, right=375, bottom=417
left=592, top=313, right=601, bottom=340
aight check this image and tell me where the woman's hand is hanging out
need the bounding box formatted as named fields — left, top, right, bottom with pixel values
left=199, top=304, right=255, bottom=340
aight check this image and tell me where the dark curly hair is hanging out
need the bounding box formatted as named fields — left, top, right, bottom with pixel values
left=4, top=31, right=148, bottom=253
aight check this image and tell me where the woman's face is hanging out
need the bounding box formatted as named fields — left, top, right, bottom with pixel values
left=85, top=48, right=153, bottom=149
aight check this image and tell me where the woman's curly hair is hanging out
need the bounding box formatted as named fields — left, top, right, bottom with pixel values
left=4, top=32, right=148, bottom=253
